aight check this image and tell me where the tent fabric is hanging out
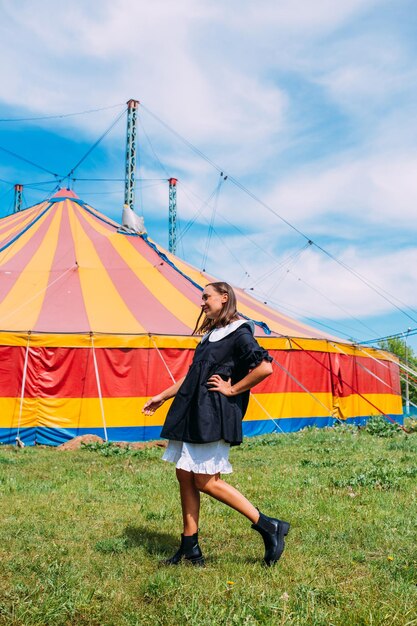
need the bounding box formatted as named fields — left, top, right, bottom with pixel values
left=0, top=190, right=403, bottom=446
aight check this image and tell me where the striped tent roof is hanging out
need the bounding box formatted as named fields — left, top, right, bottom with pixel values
left=0, top=189, right=336, bottom=341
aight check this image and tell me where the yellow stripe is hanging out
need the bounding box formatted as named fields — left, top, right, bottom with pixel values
left=0, top=203, right=51, bottom=265
left=0, top=209, right=37, bottom=242
left=0, top=206, right=62, bottom=329
left=78, top=208, right=200, bottom=330
left=245, top=392, right=333, bottom=419
left=0, top=397, right=174, bottom=428
left=68, top=203, right=146, bottom=333
left=244, top=392, right=403, bottom=420
left=334, top=393, right=403, bottom=419
left=0, top=330, right=398, bottom=363
left=0, top=202, right=47, bottom=233
left=0, top=393, right=402, bottom=429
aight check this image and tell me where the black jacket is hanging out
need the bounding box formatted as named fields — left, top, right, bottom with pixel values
left=160, top=323, right=272, bottom=446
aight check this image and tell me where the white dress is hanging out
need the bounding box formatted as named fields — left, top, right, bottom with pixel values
left=162, top=439, right=232, bottom=474
left=161, top=320, right=250, bottom=474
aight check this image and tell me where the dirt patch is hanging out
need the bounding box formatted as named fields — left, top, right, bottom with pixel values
left=111, top=441, right=167, bottom=450
left=57, top=435, right=167, bottom=451
left=58, top=435, right=104, bottom=450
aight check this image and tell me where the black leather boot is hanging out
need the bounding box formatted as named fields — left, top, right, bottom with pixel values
left=163, top=533, right=205, bottom=566
left=251, top=512, right=290, bottom=566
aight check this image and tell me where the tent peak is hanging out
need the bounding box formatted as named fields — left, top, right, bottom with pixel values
left=52, top=188, right=79, bottom=199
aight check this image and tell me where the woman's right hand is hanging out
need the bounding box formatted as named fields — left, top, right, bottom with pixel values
left=142, top=394, right=165, bottom=415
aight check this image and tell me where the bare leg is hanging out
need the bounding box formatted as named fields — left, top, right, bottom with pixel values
left=193, top=473, right=259, bottom=523
left=176, top=468, right=200, bottom=535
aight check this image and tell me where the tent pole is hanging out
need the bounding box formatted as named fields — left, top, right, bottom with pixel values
left=168, top=178, right=178, bottom=254
left=91, top=334, right=108, bottom=442
left=124, top=99, right=140, bottom=212
left=16, top=334, right=30, bottom=447
left=14, top=184, right=23, bottom=213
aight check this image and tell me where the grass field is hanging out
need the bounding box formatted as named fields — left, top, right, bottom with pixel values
left=0, top=423, right=416, bottom=626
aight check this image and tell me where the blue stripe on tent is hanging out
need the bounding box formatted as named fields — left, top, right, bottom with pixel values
left=0, top=413, right=404, bottom=446
left=0, top=427, right=38, bottom=446
left=0, top=202, right=53, bottom=254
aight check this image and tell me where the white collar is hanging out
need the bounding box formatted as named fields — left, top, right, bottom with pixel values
left=201, top=319, right=254, bottom=343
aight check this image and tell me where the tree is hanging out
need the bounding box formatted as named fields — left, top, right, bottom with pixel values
left=378, top=337, right=417, bottom=407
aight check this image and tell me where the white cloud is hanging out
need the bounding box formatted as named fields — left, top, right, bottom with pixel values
left=258, top=149, right=417, bottom=238
left=1, top=0, right=416, bottom=343
left=200, top=235, right=417, bottom=326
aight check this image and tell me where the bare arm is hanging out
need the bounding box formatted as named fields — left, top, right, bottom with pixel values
left=142, top=376, right=186, bottom=415
left=207, top=360, right=273, bottom=397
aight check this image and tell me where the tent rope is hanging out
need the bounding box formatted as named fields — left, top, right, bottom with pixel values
left=271, top=355, right=338, bottom=421
left=141, top=102, right=417, bottom=327
left=400, top=374, right=417, bottom=393
left=153, top=338, right=293, bottom=433
left=249, top=393, right=287, bottom=434
left=0, top=265, right=77, bottom=325
left=330, top=342, right=393, bottom=390
left=91, top=334, right=108, bottom=442
left=151, top=338, right=176, bottom=383
left=353, top=345, right=392, bottom=371
left=16, top=334, right=30, bottom=447
left=290, top=338, right=408, bottom=432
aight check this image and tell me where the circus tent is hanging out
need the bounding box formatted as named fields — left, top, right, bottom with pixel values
left=0, top=189, right=402, bottom=445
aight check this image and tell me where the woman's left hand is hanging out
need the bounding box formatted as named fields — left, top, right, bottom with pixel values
left=207, top=375, right=233, bottom=396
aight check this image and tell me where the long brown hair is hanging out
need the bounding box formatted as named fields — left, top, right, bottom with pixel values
left=192, top=282, right=240, bottom=335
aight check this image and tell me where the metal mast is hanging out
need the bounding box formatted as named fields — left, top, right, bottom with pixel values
left=168, top=178, right=178, bottom=254
left=124, top=99, right=139, bottom=211
left=405, top=328, right=411, bottom=416
left=14, top=184, right=23, bottom=213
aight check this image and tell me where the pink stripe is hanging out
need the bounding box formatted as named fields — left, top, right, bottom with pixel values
left=0, top=208, right=57, bottom=304
left=34, top=206, right=91, bottom=332
left=56, top=201, right=330, bottom=339
left=75, top=209, right=193, bottom=334
left=0, top=202, right=49, bottom=242
left=130, top=244, right=328, bottom=338
left=126, top=236, right=203, bottom=310
left=0, top=207, right=39, bottom=240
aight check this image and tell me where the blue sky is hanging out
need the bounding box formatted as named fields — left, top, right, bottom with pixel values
left=0, top=0, right=416, bottom=349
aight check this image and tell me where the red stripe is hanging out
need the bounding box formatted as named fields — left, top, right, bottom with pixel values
left=0, top=346, right=26, bottom=396
left=0, top=346, right=194, bottom=398
left=76, top=209, right=192, bottom=334
left=257, top=350, right=332, bottom=393
left=329, top=353, right=401, bottom=397
left=34, top=206, right=91, bottom=332
left=0, top=346, right=399, bottom=399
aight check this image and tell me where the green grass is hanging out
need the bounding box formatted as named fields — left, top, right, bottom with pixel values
left=0, top=426, right=416, bottom=626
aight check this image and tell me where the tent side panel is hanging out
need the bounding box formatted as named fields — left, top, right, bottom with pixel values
left=0, top=345, right=404, bottom=446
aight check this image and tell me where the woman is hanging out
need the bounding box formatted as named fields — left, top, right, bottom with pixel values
left=143, top=282, right=290, bottom=566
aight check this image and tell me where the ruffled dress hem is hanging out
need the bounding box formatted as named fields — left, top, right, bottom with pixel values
left=162, top=439, right=233, bottom=474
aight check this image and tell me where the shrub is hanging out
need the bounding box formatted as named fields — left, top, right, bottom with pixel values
left=364, top=415, right=402, bottom=437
